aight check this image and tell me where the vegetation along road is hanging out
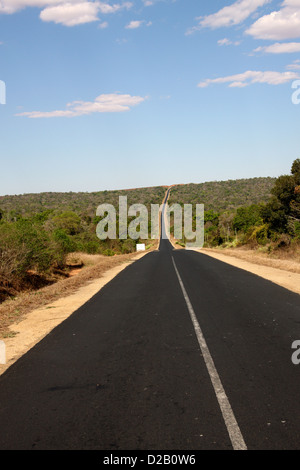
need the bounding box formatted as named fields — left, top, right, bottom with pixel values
left=0, top=192, right=300, bottom=450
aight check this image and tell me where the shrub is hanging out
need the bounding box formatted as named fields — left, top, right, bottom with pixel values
left=0, top=219, right=55, bottom=282
left=233, top=204, right=263, bottom=233
left=102, top=249, right=115, bottom=256
left=293, top=221, right=300, bottom=239
left=248, top=224, right=269, bottom=246
left=51, top=211, right=82, bottom=235
left=120, top=239, right=136, bottom=254
left=52, top=228, right=76, bottom=255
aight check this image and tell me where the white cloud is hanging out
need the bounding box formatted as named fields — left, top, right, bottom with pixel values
left=218, top=38, right=231, bottom=46
left=125, top=20, right=144, bottom=29
left=142, top=0, right=166, bottom=5
left=40, top=2, right=99, bottom=26
left=98, top=20, right=108, bottom=28
left=218, top=37, right=241, bottom=46
left=97, top=1, right=132, bottom=14
left=198, top=70, right=300, bottom=88
left=254, top=42, right=300, bottom=53
left=0, top=0, right=81, bottom=14
left=246, top=0, right=300, bottom=40
left=287, top=59, right=300, bottom=70
left=0, top=1, right=133, bottom=26
left=16, top=93, right=146, bottom=118
left=115, top=37, right=128, bottom=44
left=125, top=19, right=152, bottom=29
left=187, top=0, right=270, bottom=33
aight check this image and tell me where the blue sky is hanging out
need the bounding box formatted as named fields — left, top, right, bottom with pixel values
left=1, top=0, right=300, bottom=195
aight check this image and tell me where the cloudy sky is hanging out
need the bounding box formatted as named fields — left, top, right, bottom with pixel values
left=1, top=0, right=300, bottom=195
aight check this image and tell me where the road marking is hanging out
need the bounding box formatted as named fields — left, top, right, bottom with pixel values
left=171, top=256, right=247, bottom=451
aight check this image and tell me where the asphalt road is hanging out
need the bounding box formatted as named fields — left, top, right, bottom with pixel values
left=0, top=201, right=300, bottom=450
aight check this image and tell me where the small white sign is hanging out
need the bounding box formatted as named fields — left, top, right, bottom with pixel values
left=136, top=244, right=146, bottom=251
left=0, top=340, right=5, bottom=365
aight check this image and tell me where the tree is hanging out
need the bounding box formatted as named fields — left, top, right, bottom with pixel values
left=291, top=159, right=300, bottom=185
left=260, top=198, right=288, bottom=232
left=271, top=175, right=295, bottom=211
left=51, top=211, right=81, bottom=235
left=262, top=159, right=300, bottom=232
left=233, top=204, right=263, bottom=233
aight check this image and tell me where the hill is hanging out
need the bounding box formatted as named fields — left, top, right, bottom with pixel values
left=168, top=177, right=276, bottom=212
left=0, top=186, right=167, bottom=218
left=0, top=178, right=276, bottom=217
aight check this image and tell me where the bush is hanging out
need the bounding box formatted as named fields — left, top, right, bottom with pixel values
left=247, top=224, right=269, bottom=246
left=51, top=211, right=82, bottom=235
left=233, top=204, right=263, bottom=233
left=52, top=228, right=76, bottom=255
left=120, top=239, right=136, bottom=254
left=102, top=249, right=115, bottom=256
left=293, top=221, right=300, bottom=239
left=0, top=219, right=55, bottom=282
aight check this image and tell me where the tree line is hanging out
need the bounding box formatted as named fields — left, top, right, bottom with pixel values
left=170, top=160, right=300, bottom=250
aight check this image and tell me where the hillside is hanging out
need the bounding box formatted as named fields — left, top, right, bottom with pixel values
left=0, top=178, right=276, bottom=217
left=0, top=186, right=167, bottom=218
left=168, top=177, right=276, bottom=212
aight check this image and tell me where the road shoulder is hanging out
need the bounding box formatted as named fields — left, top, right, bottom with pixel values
left=169, top=236, right=300, bottom=296
left=196, top=248, right=300, bottom=296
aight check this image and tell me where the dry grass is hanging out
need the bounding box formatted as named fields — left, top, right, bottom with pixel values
left=203, top=245, right=300, bottom=274
left=0, top=245, right=158, bottom=339
left=66, top=252, right=108, bottom=267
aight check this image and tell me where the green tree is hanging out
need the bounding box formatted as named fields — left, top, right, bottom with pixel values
left=204, top=210, right=219, bottom=225
left=291, top=158, right=300, bottom=185
left=271, top=175, right=295, bottom=211
left=262, top=159, right=300, bottom=232
left=233, top=205, right=263, bottom=233
left=52, top=211, right=81, bottom=235
left=52, top=229, right=76, bottom=255
left=260, top=199, right=288, bottom=232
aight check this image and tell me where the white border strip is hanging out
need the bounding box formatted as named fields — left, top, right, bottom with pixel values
left=172, top=256, right=247, bottom=451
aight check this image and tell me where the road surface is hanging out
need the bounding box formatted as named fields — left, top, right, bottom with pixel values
left=0, top=194, right=300, bottom=450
